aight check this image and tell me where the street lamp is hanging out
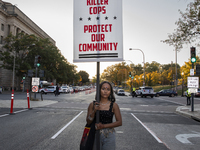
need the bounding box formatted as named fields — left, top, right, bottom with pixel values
left=12, top=51, right=16, bottom=91
left=129, top=48, right=145, bottom=86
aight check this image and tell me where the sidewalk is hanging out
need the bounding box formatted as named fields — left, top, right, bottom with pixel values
left=176, top=104, right=200, bottom=122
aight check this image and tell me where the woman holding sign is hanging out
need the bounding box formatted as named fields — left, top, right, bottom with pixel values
left=86, top=81, right=122, bottom=150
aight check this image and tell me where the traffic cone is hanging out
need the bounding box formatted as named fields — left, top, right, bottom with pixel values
left=27, top=90, right=32, bottom=110
left=10, top=90, right=15, bottom=115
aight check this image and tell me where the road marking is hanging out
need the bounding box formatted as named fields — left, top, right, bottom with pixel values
left=14, top=109, right=28, bottom=114
left=0, top=109, right=29, bottom=118
left=51, top=111, right=83, bottom=139
left=0, top=114, right=9, bottom=118
left=131, top=113, right=163, bottom=143
left=176, top=133, right=200, bottom=145
left=156, top=97, right=184, bottom=106
left=120, top=108, right=131, bottom=111
left=116, top=131, right=123, bottom=133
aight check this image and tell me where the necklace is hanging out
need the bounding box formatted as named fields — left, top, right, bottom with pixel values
left=100, top=101, right=110, bottom=105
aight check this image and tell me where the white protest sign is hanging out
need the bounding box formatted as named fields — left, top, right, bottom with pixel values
left=187, top=77, right=199, bottom=88
left=73, top=0, right=123, bottom=62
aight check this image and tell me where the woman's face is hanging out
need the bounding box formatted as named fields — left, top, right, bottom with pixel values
left=101, top=83, right=111, bottom=99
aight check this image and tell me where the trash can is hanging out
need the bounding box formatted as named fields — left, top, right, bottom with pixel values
left=0, top=86, right=2, bottom=94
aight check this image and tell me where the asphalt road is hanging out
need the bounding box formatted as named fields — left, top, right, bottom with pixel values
left=0, top=91, right=200, bottom=150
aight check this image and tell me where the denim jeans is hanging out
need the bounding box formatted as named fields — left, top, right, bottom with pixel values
left=93, top=128, right=116, bottom=150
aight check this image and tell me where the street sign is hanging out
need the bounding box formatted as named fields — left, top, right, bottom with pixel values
left=73, top=0, right=123, bottom=62
left=187, top=77, right=199, bottom=88
left=32, top=86, right=38, bottom=92
left=188, top=88, right=197, bottom=94
left=28, top=69, right=34, bottom=77
left=32, top=77, right=40, bottom=86
left=190, top=69, right=194, bottom=76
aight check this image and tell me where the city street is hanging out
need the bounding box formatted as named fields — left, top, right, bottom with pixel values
left=0, top=91, right=200, bottom=150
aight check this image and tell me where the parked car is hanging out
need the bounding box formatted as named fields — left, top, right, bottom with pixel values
left=135, top=86, right=154, bottom=98
left=115, top=87, right=123, bottom=94
left=40, top=86, right=61, bottom=94
left=73, top=86, right=79, bottom=92
left=195, top=88, right=200, bottom=97
left=60, top=86, right=70, bottom=93
left=117, top=89, right=125, bottom=96
left=68, top=87, right=74, bottom=93
left=155, top=89, right=177, bottom=97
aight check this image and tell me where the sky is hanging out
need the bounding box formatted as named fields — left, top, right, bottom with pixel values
left=5, top=0, right=195, bottom=79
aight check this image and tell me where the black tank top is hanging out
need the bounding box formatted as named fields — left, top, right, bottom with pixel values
left=99, top=102, right=114, bottom=124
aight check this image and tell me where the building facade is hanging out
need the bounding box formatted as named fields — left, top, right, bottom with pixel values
left=0, top=0, right=55, bottom=90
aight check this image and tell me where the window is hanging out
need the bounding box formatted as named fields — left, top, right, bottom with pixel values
left=1, top=24, right=4, bottom=31
left=0, top=36, right=3, bottom=44
left=7, top=25, right=10, bottom=35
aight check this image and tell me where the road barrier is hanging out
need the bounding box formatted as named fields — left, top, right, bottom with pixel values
left=10, top=90, right=14, bottom=115
left=85, top=88, right=96, bottom=95
left=27, top=90, right=32, bottom=109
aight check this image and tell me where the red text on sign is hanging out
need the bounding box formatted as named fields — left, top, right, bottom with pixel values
left=89, top=6, right=106, bottom=14
left=79, top=42, right=118, bottom=52
left=91, top=34, right=105, bottom=42
left=84, top=24, right=112, bottom=33
left=87, top=0, right=108, bottom=6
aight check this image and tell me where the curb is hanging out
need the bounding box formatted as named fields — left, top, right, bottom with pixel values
left=176, top=106, right=200, bottom=122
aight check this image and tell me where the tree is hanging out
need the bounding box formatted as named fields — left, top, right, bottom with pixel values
left=101, top=62, right=131, bottom=86
left=0, top=33, right=81, bottom=89
left=78, top=70, right=89, bottom=84
left=145, top=61, right=160, bottom=73
left=163, top=0, right=200, bottom=49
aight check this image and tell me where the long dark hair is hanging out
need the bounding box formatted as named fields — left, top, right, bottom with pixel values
left=95, top=81, right=116, bottom=102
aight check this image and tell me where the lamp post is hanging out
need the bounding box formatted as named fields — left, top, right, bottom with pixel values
left=12, top=51, right=16, bottom=90
left=129, top=48, right=145, bottom=86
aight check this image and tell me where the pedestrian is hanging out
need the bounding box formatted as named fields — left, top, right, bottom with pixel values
left=55, top=85, right=59, bottom=96
left=186, top=89, right=191, bottom=105
left=86, top=81, right=122, bottom=150
left=132, top=87, right=136, bottom=97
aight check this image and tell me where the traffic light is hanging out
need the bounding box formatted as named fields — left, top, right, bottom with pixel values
left=37, top=56, right=41, bottom=67
left=129, top=72, right=131, bottom=77
left=191, top=47, right=196, bottom=63
left=23, top=74, right=26, bottom=80
left=34, top=56, right=38, bottom=67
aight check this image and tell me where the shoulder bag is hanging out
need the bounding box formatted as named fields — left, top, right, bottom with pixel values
left=80, top=102, right=96, bottom=150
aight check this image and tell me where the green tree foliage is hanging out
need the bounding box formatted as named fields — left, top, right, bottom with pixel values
left=78, top=70, right=90, bottom=84
left=145, top=61, right=160, bottom=73
left=162, top=0, right=200, bottom=49
left=0, top=33, right=80, bottom=86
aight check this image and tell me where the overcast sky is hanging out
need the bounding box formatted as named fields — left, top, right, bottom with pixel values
left=6, top=0, right=194, bottom=78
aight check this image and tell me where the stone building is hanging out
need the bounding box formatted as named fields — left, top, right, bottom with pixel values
left=0, top=0, right=55, bottom=91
